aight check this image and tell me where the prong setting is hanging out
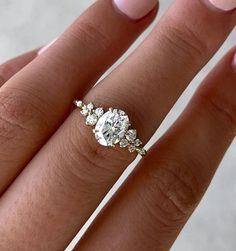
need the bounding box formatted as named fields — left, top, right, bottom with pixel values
left=74, top=100, right=146, bottom=156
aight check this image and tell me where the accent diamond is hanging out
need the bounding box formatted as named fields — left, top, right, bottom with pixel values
left=86, top=114, right=98, bottom=126
left=74, top=100, right=83, bottom=108
left=87, top=102, right=94, bottom=111
left=95, top=107, right=104, bottom=117
left=128, top=145, right=136, bottom=153
left=126, top=129, right=137, bottom=142
left=81, top=108, right=89, bottom=116
left=95, top=109, right=130, bottom=146
left=134, top=139, right=142, bottom=146
left=119, top=139, right=129, bottom=148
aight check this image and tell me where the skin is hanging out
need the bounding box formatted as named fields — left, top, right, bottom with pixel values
left=0, top=0, right=235, bottom=250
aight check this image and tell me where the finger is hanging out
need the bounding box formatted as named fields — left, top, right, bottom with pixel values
left=85, top=0, right=236, bottom=142
left=74, top=47, right=236, bottom=251
left=0, top=0, right=157, bottom=193
left=0, top=49, right=38, bottom=86
left=0, top=0, right=158, bottom=249
left=0, top=0, right=234, bottom=249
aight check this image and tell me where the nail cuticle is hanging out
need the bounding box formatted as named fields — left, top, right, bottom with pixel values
left=113, top=0, right=158, bottom=20
left=208, top=0, right=236, bottom=12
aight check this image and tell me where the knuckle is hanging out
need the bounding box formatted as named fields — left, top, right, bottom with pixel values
left=72, top=20, right=112, bottom=52
left=199, top=90, right=236, bottom=132
left=0, top=89, right=48, bottom=144
left=142, top=156, right=201, bottom=226
left=159, top=22, right=208, bottom=62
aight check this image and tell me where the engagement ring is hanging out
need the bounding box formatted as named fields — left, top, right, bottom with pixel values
left=74, top=100, right=147, bottom=156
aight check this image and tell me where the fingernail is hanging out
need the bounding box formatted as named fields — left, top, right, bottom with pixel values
left=232, top=51, right=236, bottom=71
left=113, top=0, right=158, bottom=20
left=38, top=38, right=57, bottom=55
left=208, top=0, right=236, bottom=11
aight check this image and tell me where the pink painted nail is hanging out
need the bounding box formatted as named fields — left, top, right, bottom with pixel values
left=208, top=0, right=236, bottom=11
left=113, top=0, right=158, bottom=20
left=38, top=38, right=57, bottom=55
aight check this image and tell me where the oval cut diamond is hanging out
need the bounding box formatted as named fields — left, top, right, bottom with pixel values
left=95, top=109, right=129, bottom=146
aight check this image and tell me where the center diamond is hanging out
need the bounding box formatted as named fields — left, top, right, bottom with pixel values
left=95, top=109, right=130, bottom=146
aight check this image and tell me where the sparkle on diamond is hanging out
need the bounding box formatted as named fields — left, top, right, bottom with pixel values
left=86, top=114, right=98, bottom=126
left=95, top=109, right=130, bottom=146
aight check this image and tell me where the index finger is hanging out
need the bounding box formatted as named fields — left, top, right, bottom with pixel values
left=0, top=49, right=38, bottom=87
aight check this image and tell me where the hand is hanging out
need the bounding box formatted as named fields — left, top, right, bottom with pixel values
left=0, top=0, right=235, bottom=250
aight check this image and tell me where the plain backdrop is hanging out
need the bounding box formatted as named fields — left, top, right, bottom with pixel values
left=0, top=1, right=236, bottom=250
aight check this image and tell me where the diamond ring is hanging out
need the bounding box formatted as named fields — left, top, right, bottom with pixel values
left=74, top=100, right=147, bottom=156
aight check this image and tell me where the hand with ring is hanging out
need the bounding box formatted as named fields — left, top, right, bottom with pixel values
left=0, top=0, right=236, bottom=250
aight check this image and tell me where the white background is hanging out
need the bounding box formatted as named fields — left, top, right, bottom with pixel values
left=0, top=1, right=236, bottom=250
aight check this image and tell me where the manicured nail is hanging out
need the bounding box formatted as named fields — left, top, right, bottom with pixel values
left=38, top=38, right=57, bottom=55
left=113, top=0, right=158, bottom=20
left=208, top=0, right=236, bottom=11
left=232, top=51, right=236, bottom=71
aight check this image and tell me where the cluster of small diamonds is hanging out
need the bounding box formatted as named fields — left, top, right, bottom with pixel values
left=119, top=128, right=146, bottom=156
left=74, top=100, right=147, bottom=156
left=74, top=100, right=104, bottom=125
